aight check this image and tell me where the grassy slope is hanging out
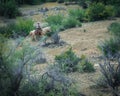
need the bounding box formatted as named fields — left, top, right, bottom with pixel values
left=1, top=2, right=120, bottom=96
left=18, top=3, right=120, bottom=96
left=31, top=18, right=120, bottom=96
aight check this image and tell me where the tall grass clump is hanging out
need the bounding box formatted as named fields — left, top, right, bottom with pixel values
left=45, top=14, right=63, bottom=26
left=108, top=22, right=120, bottom=37
left=62, top=17, right=82, bottom=29
left=44, top=14, right=64, bottom=33
left=95, top=75, right=108, bottom=88
left=44, top=13, right=82, bottom=32
left=0, top=18, right=34, bottom=38
left=15, top=18, right=34, bottom=36
left=68, top=9, right=86, bottom=22
left=78, top=55, right=95, bottom=72
left=86, top=3, right=115, bottom=21
left=98, top=38, right=120, bottom=58
left=98, top=22, right=120, bottom=58
left=50, top=24, right=64, bottom=33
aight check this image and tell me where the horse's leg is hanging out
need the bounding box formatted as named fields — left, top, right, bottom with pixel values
left=33, top=34, right=37, bottom=41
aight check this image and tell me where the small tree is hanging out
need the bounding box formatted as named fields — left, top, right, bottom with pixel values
left=0, top=0, right=20, bottom=18
left=0, top=36, right=45, bottom=96
left=78, top=0, right=88, bottom=9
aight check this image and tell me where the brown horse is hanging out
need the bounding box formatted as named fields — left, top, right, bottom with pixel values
left=29, top=22, right=52, bottom=42
left=29, top=23, right=43, bottom=41
left=29, top=30, right=43, bottom=41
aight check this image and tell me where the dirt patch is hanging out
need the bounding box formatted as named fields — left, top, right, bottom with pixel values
left=46, top=19, right=120, bottom=60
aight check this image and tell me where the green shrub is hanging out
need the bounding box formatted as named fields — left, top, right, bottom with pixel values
left=96, top=75, right=108, bottom=88
left=15, top=0, right=46, bottom=5
left=68, top=9, right=86, bottom=22
left=39, top=66, right=77, bottom=96
left=98, top=38, right=120, bottom=58
left=78, top=55, right=95, bottom=72
left=86, top=3, right=105, bottom=21
left=99, top=57, right=120, bottom=96
left=0, top=23, right=16, bottom=38
left=104, top=5, right=115, bottom=18
left=86, top=3, right=115, bottom=21
left=45, top=14, right=82, bottom=32
left=20, top=66, right=78, bottom=96
left=0, top=0, right=20, bottom=18
left=55, top=48, right=80, bottom=73
left=15, top=18, right=34, bottom=36
left=0, top=3, right=4, bottom=16
left=108, top=22, right=120, bottom=37
left=45, top=14, right=63, bottom=26
left=114, top=6, right=120, bottom=17
left=0, top=19, right=34, bottom=38
left=0, top=35, right=11, bottom=96
left=57, top=0, right=64, bottom=3
left=62, top=17, right=82, bottom=29
left=78, top=0, right=88, bottom=9
left=25, top=0, right=41, bottom=5
left=44, top=14, right=65, bottom=34
left=0, top=37, right=43, bottom=96
left=50, top=24, right=64, bottom=33
left=46, top=0, right=57, bottom=2
left=19, top=79, right=40, bottom=96
left=55, top=49, right=94, bottom=73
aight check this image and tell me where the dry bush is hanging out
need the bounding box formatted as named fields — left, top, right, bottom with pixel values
left=99, top=55, right=120, bottom=96
left=0, top=36, right=46, bottom=96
